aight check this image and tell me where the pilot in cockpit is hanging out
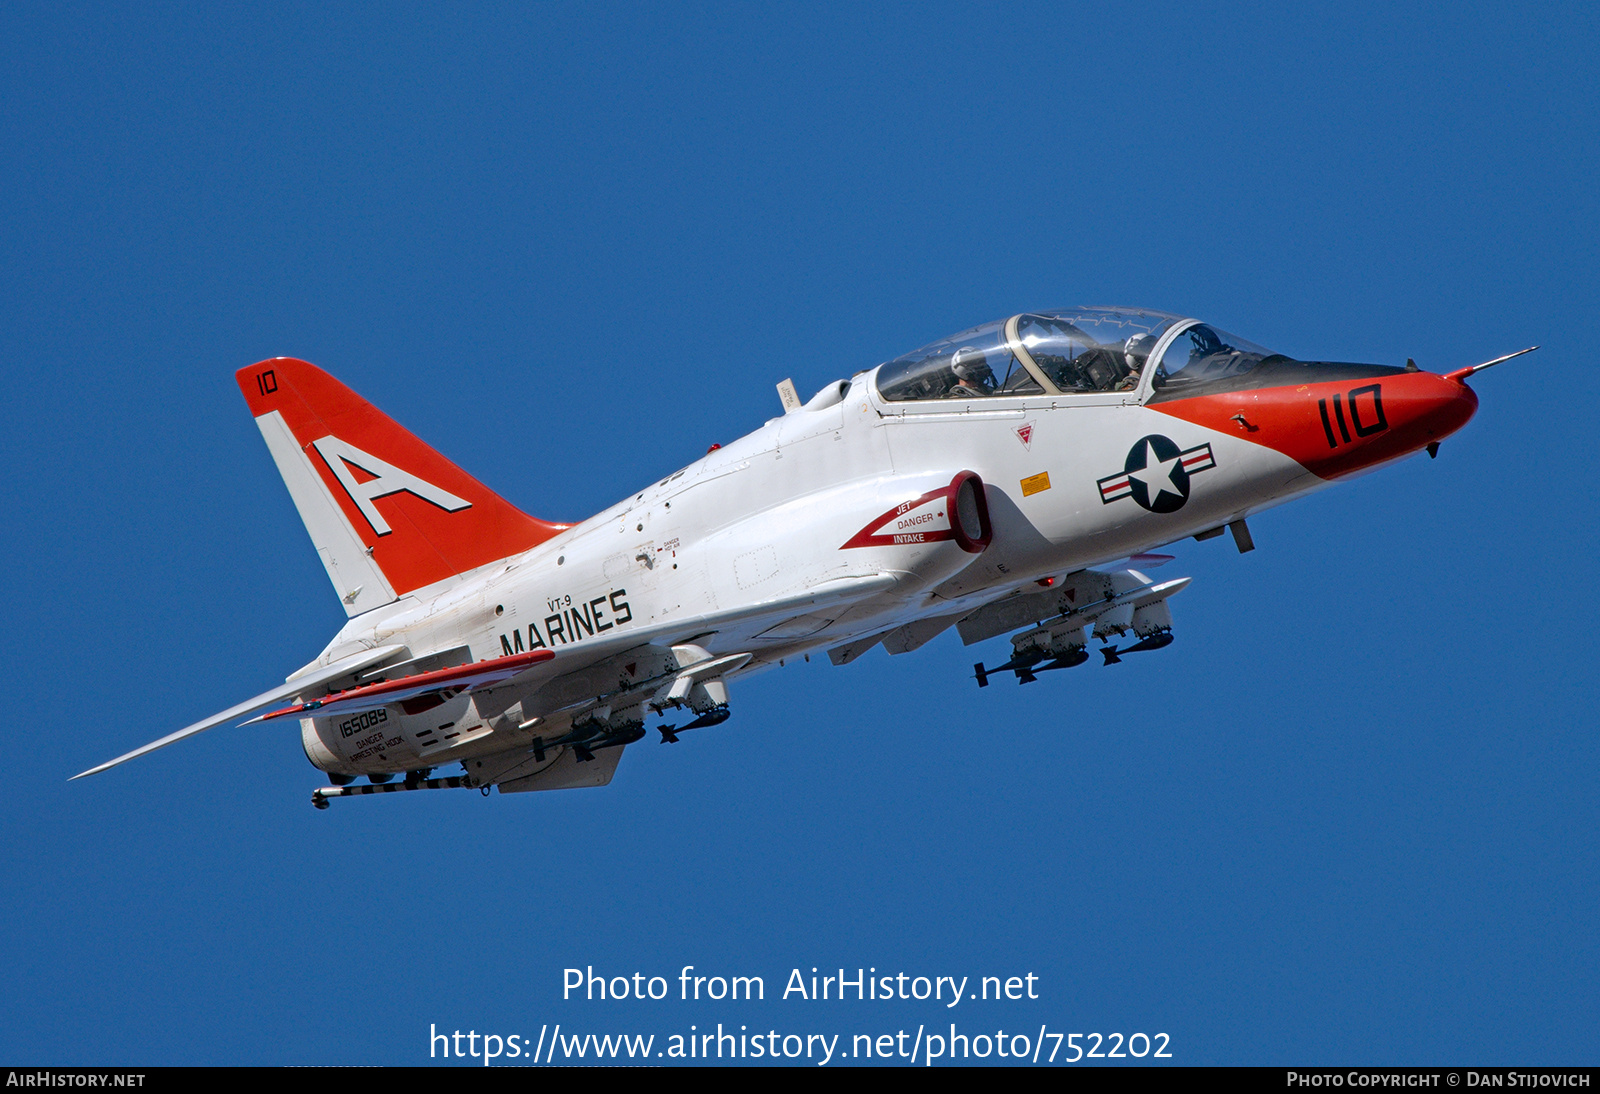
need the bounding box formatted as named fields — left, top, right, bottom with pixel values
left=947, top=346, right=997, bottom=397
left=1118, top=333, right=1157, bottom=391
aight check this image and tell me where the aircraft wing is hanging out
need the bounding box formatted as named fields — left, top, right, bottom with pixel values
left=74, top=572, right=897, bottom=781
left=358, top=573, right=900, bottom=720
left=651, top=571, right=899, bottom=645
left=71, top=643, right=407, bottom=780
left=252, top=650, right=553, bottom=721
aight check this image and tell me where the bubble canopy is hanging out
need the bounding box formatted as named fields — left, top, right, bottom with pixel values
left=872, top=307, right=1282, bottom=402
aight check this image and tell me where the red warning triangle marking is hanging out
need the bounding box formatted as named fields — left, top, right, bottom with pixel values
left=1016, top=423, right=1034, bottom=447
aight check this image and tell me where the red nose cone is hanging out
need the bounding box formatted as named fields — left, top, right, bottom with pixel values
left=1400, top=372, right=1479, bottom=445
left=1151, top=371, right=1479, bottom=480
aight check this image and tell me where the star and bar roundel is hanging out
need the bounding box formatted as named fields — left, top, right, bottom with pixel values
left=1097, top=435, right=1217, bottom=513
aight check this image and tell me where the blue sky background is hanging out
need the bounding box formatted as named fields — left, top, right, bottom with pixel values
left=1, top=1, right=1596, bottom=1066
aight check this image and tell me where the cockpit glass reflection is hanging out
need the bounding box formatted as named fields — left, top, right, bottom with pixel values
left=1015, top=312, right=1168, bottom=394
left=874, top=319, right=1042, bottom=402
left=1149, top=325, right=1276, bottom=395
left=875, top=307, right=1181, bottom=402
left=871, top=307, right=1416, bottom=407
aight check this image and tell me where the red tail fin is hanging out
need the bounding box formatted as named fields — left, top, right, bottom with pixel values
left=238, top=358, right=565, bottom=612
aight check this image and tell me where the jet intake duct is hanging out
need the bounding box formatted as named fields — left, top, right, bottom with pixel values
left=949, top=471, right=993, bottom=554
left=839, top=470, right=991, bottom=555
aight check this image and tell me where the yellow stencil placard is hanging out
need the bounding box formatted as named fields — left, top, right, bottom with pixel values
left=1021, top=471, right=1051, bottom=497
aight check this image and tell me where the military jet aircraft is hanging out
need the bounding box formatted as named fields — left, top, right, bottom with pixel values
left=73, top=307, right=1532, bottom=806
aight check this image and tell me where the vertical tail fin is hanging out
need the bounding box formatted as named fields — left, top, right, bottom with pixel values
left=237, top=358, right=566, bottom=615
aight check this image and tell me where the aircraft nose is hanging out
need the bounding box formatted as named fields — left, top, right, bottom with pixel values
left=1150, top=366, right=1480, bottom=481
left=1385, top=369, right=1479, bottom=447
left=1308, top=369, right=1479, bottom=477
left=1302, top=369, right=1478, bottom=477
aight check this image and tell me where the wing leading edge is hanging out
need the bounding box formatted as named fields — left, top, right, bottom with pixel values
left=251, top=649, right=553, bottom=722
left=73, top=570, right=900, bottom=783
left=70, top=644, right=406, bottom=780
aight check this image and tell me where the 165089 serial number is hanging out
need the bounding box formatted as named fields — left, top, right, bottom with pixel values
left=338, top=708, right=388, bottom=738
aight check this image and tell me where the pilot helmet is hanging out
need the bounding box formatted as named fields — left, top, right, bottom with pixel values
left=1124, top=333, right=1157, bottom=369
left=951, top=346, right=993, bottom=385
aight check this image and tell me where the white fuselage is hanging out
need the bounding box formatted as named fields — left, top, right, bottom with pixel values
left=299, top=372, right=1313, bottom=780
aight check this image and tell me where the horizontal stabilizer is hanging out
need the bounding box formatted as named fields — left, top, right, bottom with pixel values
left=254, top=649, right=554, bottom=722
left=72, top=644, right=406, bottom=780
